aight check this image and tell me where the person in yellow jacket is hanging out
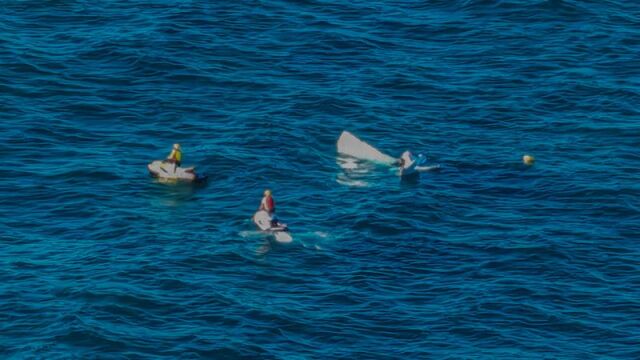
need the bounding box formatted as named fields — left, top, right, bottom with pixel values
left=165, top=143, right=182, bottom=172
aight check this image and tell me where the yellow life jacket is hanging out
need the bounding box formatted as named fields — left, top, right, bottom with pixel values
left=168, top=149, right=182, bottom=162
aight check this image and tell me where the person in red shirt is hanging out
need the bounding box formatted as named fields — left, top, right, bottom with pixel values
left=259, top=189, right=275, bottom=215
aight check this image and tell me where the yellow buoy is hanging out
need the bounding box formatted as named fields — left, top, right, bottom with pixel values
left=522, top=154, right=535, bottom=166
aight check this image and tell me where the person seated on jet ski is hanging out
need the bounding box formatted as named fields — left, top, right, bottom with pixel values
left=164, top=143, right=182, bottom=172
left=259, top=189, right=278, bottom=226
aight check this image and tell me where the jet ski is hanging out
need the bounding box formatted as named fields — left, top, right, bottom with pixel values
left=147, top=160, right=207, bottom=182
left=337, top=131, right=396, bottom=165
left=253, top=210, right=292, bottom=243
left=337, top=131, right=438, bottom=179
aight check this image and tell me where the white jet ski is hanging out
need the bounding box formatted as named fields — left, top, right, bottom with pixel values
left=337, top=131, right=396, bottom=165
left=147, top=160, right=207, bottom=182
left=337, top=131, right=438, bottom=178
left=253, top=210, right=292, bottom=243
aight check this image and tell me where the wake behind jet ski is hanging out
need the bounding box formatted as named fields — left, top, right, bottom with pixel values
left=148, top=143, right=207, bottom=182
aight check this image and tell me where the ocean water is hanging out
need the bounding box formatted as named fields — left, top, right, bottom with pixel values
left=1, top=0, right=639, bottom=358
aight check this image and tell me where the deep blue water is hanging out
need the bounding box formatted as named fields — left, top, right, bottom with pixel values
left=1, top=0, right=639, bottom=358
